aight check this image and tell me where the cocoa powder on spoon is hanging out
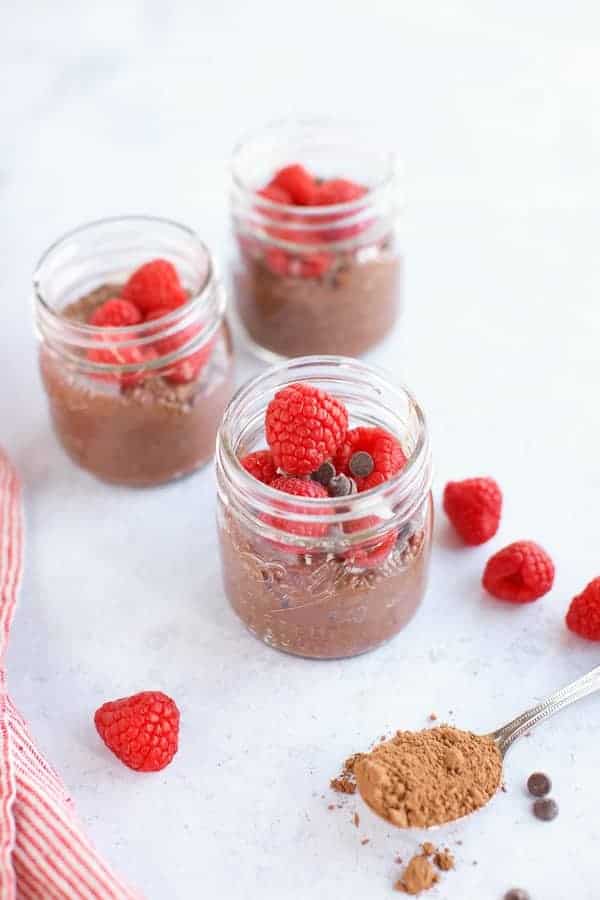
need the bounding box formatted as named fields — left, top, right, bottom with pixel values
left=354, top=725, right=502, bottom=828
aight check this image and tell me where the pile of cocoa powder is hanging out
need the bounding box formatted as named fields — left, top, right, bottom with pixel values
left=395, top=842, right=455, bottom=895
left=353, top=725, right=502, bottom=828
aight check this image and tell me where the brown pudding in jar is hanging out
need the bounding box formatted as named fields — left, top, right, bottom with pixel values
left=35, top=217, right=234, bottom=487
left=230, top=121, right=403, bottom=361
left=219, top=499, right=432, bottom=659
left=234, top=238, right=400, bottom=359
left=215, top=358, right=433, bottom=660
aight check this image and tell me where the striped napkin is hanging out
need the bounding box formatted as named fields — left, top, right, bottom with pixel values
left=0, top=449, right=141, bottom=899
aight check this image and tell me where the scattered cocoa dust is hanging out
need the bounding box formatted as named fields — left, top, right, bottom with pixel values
left=330, top=753, right=363, bottom=795
left=394, top=854, right=437, bottom=895
left=394, top=843, right=455, bottom=894
left=354, top=725, right=501, bottom=828
left=434, top=848, right=454, bottom=871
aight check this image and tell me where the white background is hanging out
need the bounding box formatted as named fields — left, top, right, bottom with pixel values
left=2, top=2, right=600, bottom=898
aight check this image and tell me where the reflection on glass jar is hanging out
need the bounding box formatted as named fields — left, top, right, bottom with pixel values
left=230, top=120, right=403, bottom=362
left=216, top=356, right=432, bottom=659
left=35, top=216, right=234, bottom=487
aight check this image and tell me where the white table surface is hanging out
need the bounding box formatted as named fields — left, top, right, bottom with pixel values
left=2, top=2, right=600, bottom=898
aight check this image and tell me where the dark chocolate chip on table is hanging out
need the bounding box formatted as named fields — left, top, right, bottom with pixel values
left=504, top=890, right=530, bottom=900
left=527, top=771, right=551, bottom=797
left=311, top=461, right=336, bottom=486
left=349, top=451, right=374, bottom=478
left=533, top=797, right=558, bottom=821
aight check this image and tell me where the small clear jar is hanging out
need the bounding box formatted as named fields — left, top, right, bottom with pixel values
left=216, top=357, right=432, bottom=659
left=35, top=216, right=234, bottom=487
left=230, top=120, right=403, bottom=362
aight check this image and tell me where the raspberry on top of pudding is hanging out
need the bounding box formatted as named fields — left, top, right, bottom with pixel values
left=82, top=258, right=215, bottom=388
left=36, top=217, right=234, bottom=486
left=231, top=122, right=402, bottom=360
left=237, top=381, right=411, bottom=568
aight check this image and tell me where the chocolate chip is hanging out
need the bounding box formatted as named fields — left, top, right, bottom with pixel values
left=349, top=451, right=374, bottom=478
left=504, top=890, right=530, bottom=900
left=533, top=797, right=558, bottom=821
left=328, top=474, right=353, bottom=497
left=527, top=771, right=551, bottom=797
left=311, top=461, right=336, bottom=486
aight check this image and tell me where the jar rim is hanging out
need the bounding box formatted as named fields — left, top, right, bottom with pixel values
left=33, top=215, right=226, bottom=376
left=230, top=117, right=400, bottom=218
left=216, top=355, right=431, bottom=538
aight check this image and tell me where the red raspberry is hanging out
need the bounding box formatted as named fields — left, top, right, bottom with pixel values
left=144, top=307, right=215, bottom=385
left=240, top=450, right=277, bottom=485
left=257, top=184, right=292, bottom=204
left=313, top=178, right=367, bottom=206
left=265, top=247, right=332, bottom=279
left=89, top=298, right=142, bottom=328
left=566, top=577, right=600, bottom=640
left=270, top=164, right=318, bottom=205
left=343, top=516, right=397, bottom=567
left=265, top=476, right=329, bottom=539
left=482, top=541, right=555, bottom=603
left=443, top=477, right=502, bottom=545
left=266, top=383, right=348, bottom=476
left=294, top=253, right=333, bottom=278
left=334, top=427, right=407, bottom=492
left=87, top=341, right=157, bottom=387
left=310, top=179, right=370, bottom=241
left=94, top=691, right=179, bottom=772
left=265, top=247, right=291, bottom=276
left=122, top=259, right=187, bottom=315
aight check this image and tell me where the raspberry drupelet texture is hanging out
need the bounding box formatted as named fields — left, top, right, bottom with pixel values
left=122, top=259, right=187, bottom=315
left=482, top=541, right=555, bottom=603
left=144, top=307, right=215, bottom=385
left=270, top=164, right=317, bottom=205
left=443, top=477, right=502, bottom=545
left=266, top=475, right=329, bottom=538
left=89, top=298, right=142, bottom=328
left=87, top=342, right=157, bottom=387
left=334, top=426, right=407, bottom=492
left=313, top=178, right=367, bottom=206
left=240, top=450, right=277, bottom=485
left=266, top=383, right=348, bottom=476
left=566, top=577, right=600, bottom=640
left=257, top=184, right=292, bottom=204
left=94, top=691, right=180, bottom=772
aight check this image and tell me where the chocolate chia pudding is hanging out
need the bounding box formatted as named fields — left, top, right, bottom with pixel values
left=39, top=285, right=234, bottom=486
left=35, top=218, right=233, bottom=487
left=215, top=357, right=433, bottom=659
left=233, top=239, right=400, bottom=359
left=218, top=498, right=432, bottom=659
left=231, top=121, right=402, bottom=360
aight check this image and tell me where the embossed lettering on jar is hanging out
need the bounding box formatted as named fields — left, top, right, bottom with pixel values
left=215, top=357, right=433, bottom=659
left=230, top=120, right=403, bottom=362
left=35, top=216, right=234, bottom=487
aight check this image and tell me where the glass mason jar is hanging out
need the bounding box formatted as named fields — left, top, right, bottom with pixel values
left=34, top=216, right=234, bottom=487
left=230, top=120, right=402, bottom=362
left=216, top=357, right=432, bottom=660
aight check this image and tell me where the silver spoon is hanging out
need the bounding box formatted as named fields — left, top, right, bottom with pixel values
left=358, top=664, right=600, bottom=829
left=489, top=662, right=600, bottom=756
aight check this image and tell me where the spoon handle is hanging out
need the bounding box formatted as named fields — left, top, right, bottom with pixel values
left=490, top=664, right=600, bottom=755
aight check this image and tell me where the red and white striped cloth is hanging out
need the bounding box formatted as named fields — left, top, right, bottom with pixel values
left=0, top=449, right=141, bottom=899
